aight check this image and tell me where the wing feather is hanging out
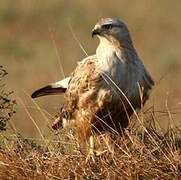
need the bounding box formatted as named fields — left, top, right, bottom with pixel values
left=31, top=77, right=70, bottom=98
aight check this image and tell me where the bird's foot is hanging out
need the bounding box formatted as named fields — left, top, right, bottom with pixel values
left=95, top=149, right=108, bottom=156
left=85, top=147, right=95, bottom=163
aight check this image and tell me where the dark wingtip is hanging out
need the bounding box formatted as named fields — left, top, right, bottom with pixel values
left=31, top=85, right=52, bottom=99
left=31, top=91, right=38, bottom=99
left=31, top=85, right=66, bottom=99
left=31, top=94, right=35, bottom=98
left=31, top=89, right=44, bottom=99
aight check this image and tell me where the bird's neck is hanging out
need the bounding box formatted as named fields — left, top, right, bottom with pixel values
left=96, top=36, right=137, bottom=67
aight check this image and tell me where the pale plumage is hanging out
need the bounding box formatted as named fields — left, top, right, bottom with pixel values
left=32, top=18, right=154, bottom=142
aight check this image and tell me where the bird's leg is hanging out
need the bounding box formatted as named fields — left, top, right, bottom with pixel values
left=104, top=134, right=115, bottom=154
left=96, top=134, right=114, bottom=156
left=85, top=135, right=95, bottom=162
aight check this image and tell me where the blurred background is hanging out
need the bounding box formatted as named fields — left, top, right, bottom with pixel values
left=0, top=0, right=181, bottom=138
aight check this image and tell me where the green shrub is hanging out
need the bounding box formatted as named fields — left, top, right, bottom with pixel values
left=0, top=66, right=16, bottom=131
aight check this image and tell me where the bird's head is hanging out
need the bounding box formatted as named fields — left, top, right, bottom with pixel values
left=92, top=18, right=131, bottom=44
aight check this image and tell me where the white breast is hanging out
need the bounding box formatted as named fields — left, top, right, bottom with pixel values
left=96, top=37, right=127, bottom=87
left=95, top=36, right=146, bottom=100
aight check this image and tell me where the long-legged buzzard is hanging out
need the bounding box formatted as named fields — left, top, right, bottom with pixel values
left=32, top=18, right=154, bottom=159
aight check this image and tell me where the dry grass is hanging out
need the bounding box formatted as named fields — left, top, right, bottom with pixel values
left=0, top=112, right=180, bottom=179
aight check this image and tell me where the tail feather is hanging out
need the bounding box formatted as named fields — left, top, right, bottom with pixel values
left=31, top=85, right=66, bottom=98
left=31, top=77, right=70, bottom=98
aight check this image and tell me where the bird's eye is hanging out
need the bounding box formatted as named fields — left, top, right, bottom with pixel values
left=103, top=24, right=113, bottom=29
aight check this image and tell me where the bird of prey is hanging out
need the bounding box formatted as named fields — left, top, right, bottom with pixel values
left=32, top=18, right=154, bottom=158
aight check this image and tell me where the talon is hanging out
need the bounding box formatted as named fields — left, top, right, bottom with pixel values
left=86, top=148, right=95, bottom=163
left=95, top=150, right=108, bottom=156
left=85, top=136, right=95, bottom=163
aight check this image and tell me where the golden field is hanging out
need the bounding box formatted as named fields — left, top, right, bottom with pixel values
left=0, top=0, right=181, bottom=179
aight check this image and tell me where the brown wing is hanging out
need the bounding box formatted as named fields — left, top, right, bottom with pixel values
left=56, top=55, right=154, bottom=139
left=52, top=55, right=101, bottom=132
left=64, top=55, right=100, bottom=117
left=63, top=55, right=113, bottom=139
left=63, top=55, right=130, bottom=139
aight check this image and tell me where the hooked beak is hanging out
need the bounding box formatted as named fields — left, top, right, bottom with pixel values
left=92, top=27, right=102, bottom=38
